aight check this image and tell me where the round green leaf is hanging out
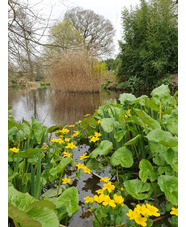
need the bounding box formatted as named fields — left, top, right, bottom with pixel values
left=158, top=175, right=178, bottom=205
left=90, top=140, right=113, bottom=158
left=110, top=146, right=133, bottom=168
left=139, top=159, right=156, bottom=182
left=124, top=179, right=150, bottom=200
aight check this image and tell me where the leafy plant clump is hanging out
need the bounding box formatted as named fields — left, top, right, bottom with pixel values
left=8, top=84, right=178, bottom=226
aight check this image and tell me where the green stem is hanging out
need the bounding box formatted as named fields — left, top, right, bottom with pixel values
left=151, top=181, right=157, bottom=207
left=65, top=213, right=68, bottom=226
left=92, top=210, right=102, bottom=227
left=56, top=168, right=64, bottom=197
left=116, top=166, right=120, bottom=182
left=134, top=144, right=140, bottom=163
left=159, top=101, right=162, bottom=120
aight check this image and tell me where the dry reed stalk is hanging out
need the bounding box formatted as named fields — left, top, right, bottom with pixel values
left=50, top=50, right=102, bottom=92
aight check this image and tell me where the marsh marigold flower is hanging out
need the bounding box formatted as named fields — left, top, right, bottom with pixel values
left=72, top=131, right=80, bottom=137
left=76, top=163, right=84, bottom=169
left=103, top=181, right=115, bottom=193
left=10, top=147, right=19, bottom=153
left=65, top=142, right=77, bottom=149
left=97, top=119, right=101, bottom=124
left=68, top=125, right=75, bottom=128
left=113, top=194, right=124, bottom=204
left=61, top=128, right=70, bottom=134
left=96, top=188, right=104, bottom=195
left=102, top=195, right=116, bottom=208
left=94, top=132, right=101, bottom=137
left=94, top=194, right=105, bottom=203
left=82, top=166, right=91, bottom=174
left=89, top=136, right=100, bottom=142
left=62, top=177, right=71, bottom=184
left=65, top=138, right=71, bottom=142
left=146, top=203, right=160, bottom=217
left=80, top=152, right=89, bottom=160
left=100, top=176, right=110, bottom=182
left=84, top=196, right=94, bottom=203
left=84, top=114, right=90, bottom=117
left=170, top=207, right=178, bottom=216
left=63, top=151, right=72, bottom=157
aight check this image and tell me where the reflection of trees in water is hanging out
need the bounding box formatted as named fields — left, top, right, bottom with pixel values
left=9, top=87, right=119, bottom=126
left=49, top=92, right=102, bottom=125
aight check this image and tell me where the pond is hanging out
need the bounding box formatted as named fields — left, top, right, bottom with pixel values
left=8, top=87, right=171, bottom=227
left=8, top=87, right=120, bottom=226
left=8, top=87, right=119, bottom=127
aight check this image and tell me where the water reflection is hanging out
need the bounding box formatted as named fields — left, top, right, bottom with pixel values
left=8, top=87, right=118, bottom=127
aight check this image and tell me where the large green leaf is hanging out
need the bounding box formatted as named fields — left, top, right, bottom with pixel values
left=158, top=175, right=178, bottom=205
left=81, top=116, right=97, bottom=128
left=132, top=95, right=148, bottom=106
left=149, top=141, right=166, bottom=155
left=8, top=185, right=37, bottom=211
left=49, top=157, right=72, bottom=181
left=8, top=203, right=41, bottom=227
left=100, top=118, right=119, bottom=133
left=18, top=148, right=42, bottom=158
left=162, top=109, right=178, bottom=136
left=90, top=140, right=113, bottom=158
left=31, top=117, right=44, bottom=142
left=114, top=130, right=126, bottom=142
left=150, top=84, right=171, bottom=105
left=46, top=187, right=79, bottom=214
left=8, top=185, right=59, bottom=227
left=26, top=206, right=59, bottom=227
left=164, top=148, right=178, bottom=172
left=110, top=146, right=133, bottom=168
left=8, top=126, right=18, bottom=142
left=119, top=93, right=136, bottom=104
left=146, top=129, right=178, bottom=147
left=21, top=122, right=31, bottom=136
left=124, top=134, right=141, bottom=146
left=134, top=109, right=161, bottom=129
left=47, top=125, right=63, bottom=133
left=139, top=159, right=156, bottom=182
left=124, top=179, right=150, bottom=200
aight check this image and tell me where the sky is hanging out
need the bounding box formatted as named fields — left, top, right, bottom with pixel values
left=38, top=0, right=142, bottom=57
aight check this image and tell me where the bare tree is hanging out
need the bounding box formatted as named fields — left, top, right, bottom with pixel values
left=64, top=7, right=115, bottom=58
left=8, top=0, right=52, bottom=81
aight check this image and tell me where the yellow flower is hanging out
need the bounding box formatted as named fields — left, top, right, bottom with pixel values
left=121, top=187, right=124, bottom=191
left=61, top=128, right=70, bottom=134
left=65, top=138, right=71, bottom=142
left=94, top=194, right=105, bottom=203
left=97, top=119, right=101, bottom=124
left=170, top=207, right=178, bottom=216
left=103, top=181, right=115, bottom=193
left=84, top=196, right=94, bottom=203
left=134, top=204, right=149, bottom=218
left=24, top=137, right=27, bottom=140
left=51, top=138, right=64, bottom=144
left=68, top=125, right=75, bottom=128
left=100, top=177, right=110, bottom=182
left=76, top=163, right=84, bottom=169
left=62, top=177, right=71, bottom=184
left=113, top=194, right=124, bottom=204
left=134, top=214, right=147, bottom=227
left=94, top=132, right=102, bottom=137
left=80, top=152, right=89, bottom=160
left=10, top=147, right=19, bottom=153
left=128, top=109, right=131, bottom=114
left=38, top=141, right=41, bottom=144
left=72, top=131, right=80, bottom=137
left=84, top=114, right=90, bottom=117
left=65, top=142, right=77, bottom=149
left=102, top=195, right=116, bottom=208
left=78, top=120, right=82, bottom=124
left=63, top=151, right=72, bottom=157
left=89, top=136, right=99, bottom=142
left=146, top=203, right=160, bottom=217
left=82, top=166, right=91, bottom=174
left=95, top=188, right=104, bottom=195
left=127, top=209, right=138, bottom=220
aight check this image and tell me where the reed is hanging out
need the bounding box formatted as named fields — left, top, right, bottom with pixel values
left=50, top=50, right=102, bottom=92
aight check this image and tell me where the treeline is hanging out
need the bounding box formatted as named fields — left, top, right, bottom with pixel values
left=8, top=0, right=178, bottom=92
left=105, top=0, right=178, bottom=91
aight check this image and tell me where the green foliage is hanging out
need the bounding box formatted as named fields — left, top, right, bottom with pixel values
left=116, top=0, right=178, bottom=89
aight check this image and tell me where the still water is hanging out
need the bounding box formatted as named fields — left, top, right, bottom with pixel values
left=8, top=87, right=119, bottom=226
left=8, top=87, right=119, bottom=127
